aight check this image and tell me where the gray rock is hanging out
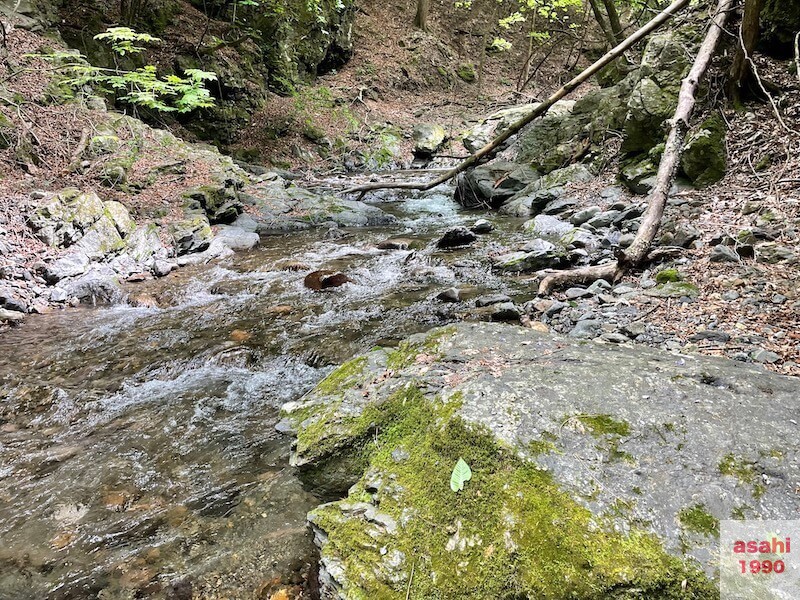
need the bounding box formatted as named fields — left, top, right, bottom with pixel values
left=216, top=225, right=260, bottom=251
left=565, top=287, right=590, bottom=300
left=491, top=242, right=565, bottom=273
left=412, top=124, right=447, bottom=157
left=543, top=197, right=579, bottom=215
left=621, top=321, right=647, bottom=337
left=28, top=189, right=106, bottom=248
left=570, top=206, right=601, bottom=226
left=169, top=214, right=213, bottom=256
left=587, top=279, right=612, bottom=295
left=470, top=219, right=494, bottom=234
left=437, top=227, right=478, bottom=249
left=755, top=243, right=796, bottom=264
left=455, top=161, right=539, bottom=209
left=750, top=349, right=781, bottom=364
left=284, top=323, right=800, bottom=598
left=103, top=200, right=135, bottom=237
left=586, top=210, right=621, bottom=229
left=437, top=288, right=461, bottom=303
left=0, top=308, right=25, bottom=323
left=489, top=302, right=521, bottom=322
left=475, top=294, right=512, bottom=307
left=568, top=319, right=602, bottom=339
left=45, top=251, right=90, bottom=283
left=153, top=260, right=178, bottom=277
left=61, top=266, right=122, bottom=304
left=689, top=330, right=731, bottom=343
left=49, top=287, right=68, bottom=303
left=710, top=245, right=740, bottom=263
left=522, top=215, right=573, bottom=240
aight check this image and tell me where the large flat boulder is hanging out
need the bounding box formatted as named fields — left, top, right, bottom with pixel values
left=280, top=323, right=800, bottom=599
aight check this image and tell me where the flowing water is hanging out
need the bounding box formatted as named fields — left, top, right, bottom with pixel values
left=0, top=187, right=532, bottom=599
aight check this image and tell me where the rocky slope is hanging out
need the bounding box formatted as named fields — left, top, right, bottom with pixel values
left=280, top=322, right=800, bottom=599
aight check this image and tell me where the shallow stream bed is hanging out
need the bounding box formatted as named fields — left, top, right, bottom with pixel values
left=0, top=188, right=532, bottom=599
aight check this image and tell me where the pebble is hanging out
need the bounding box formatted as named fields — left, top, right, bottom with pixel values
left=771, top=294, right=787, bottom=305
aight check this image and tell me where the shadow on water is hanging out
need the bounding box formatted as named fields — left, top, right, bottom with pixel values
left=0, top=186, right=532, bottom=598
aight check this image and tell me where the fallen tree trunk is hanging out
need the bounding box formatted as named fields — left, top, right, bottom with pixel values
left=538, top=0, right=734, bottom=295
left=344, top=0, right=692, bottom=196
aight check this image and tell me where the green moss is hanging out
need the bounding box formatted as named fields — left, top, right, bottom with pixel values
left=316, top=356, right=368, bottom=395
left=655, top=268, right=682, bottom=283
left=313, top=391, right=715, bottom=599
left=386, top=326, right=457, bottom=371
left=576, top=414, right=631, bottom=437
left=456, top=63, right=476, bottom=83
left=679, top=504, right=719, bottom=538
left=719, top=454, right=766, bottom=500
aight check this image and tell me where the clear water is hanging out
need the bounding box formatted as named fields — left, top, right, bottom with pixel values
left=0, top=188, right=531, bottom=599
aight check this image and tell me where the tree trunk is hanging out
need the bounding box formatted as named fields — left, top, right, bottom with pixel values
left=600, top=0, right=625, bottom=43
left=414, top=0, right=430, bottom=32
left=588, top=0, right=618, bottom=47
left=728, top=0, right=765, bottom=101
left=539, top=0, right=734, bottom=295
left=345, top=0, right=692, bottom=197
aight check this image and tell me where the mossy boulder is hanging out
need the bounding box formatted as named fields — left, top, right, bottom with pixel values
left=681, top=115, right=727, bottom=188
left=456, top=63, right=476, bottom=83
left=280, top=323, right=800, bottom=599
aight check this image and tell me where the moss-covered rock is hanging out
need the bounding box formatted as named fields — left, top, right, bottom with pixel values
left=760, top=0, right=800, bottom=56
left=281, top=323, right=800, bottom=599
left=681, top=114, right=727, bottom=188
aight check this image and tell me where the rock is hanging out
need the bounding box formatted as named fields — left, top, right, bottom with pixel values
left=619, top=233, right=635, bottom=248
left=522, top=215, right=573, bottom=240
left=587, top=279, right=612, bottom=295
left=49, top=287, right=68, bottom=303
left=461, top=101, right=575, bottom=153
left=755, top=243, right=796, bottom=264
left=772, top=293, right=787, bottom=305
left=470, top=219, right=494, bottom=234
left=28, top=189, right=106, bottom=247
left=170, top=215, right=213, bottom=256
left=216, top=225, right=260, bottom=251
left=284, top=323, right=800, bottom=599
left=491, top=240, right=566, bottom=273
left=103, top=201, right=136, bottom=237
left=570, top=206, right=601, bottom=226
left=621, top=321, right=647, bottom=337
left=489, top=302, right=520, bottom=322
left=568, top=319, right=602, bottom=339
left=412, top=124, right=447, bottom=157
left=377, top=238, right=413, bottom=250
left=125, top=225, right=166, bottom=263
left=602, top=332, right=631, bottom=344
left=542, top=197, right=579, bottom=215
left=750, top=349, right=781, bottom=364
left=710, top=245, right=740, bottom=263
left=586, top=210, right=621, bottom=229
left=475, top=294, right=512, bottom=308
left=455, top=161, right=539, bottom=209
left=61, top=266, right=122, bottom=304
left=72, top=215, right=124, bottom=260
left=620, top=156, right=658, bottom=195
left=437, top=288, right=461, bottom=303
left=565, top=287, right=590, bottom=300
left=0, top=308, right=25, bottom=323
left=153, top=260, right=178, bottom=277
left=304, top=270, right=351, bottom=291
left=184, top=185, right=242, bottom=225
left=45, top=251, right=91, bottom=283
left=690, top=330, right=731, bottom=343
left=644, top=281, right=700, bottom=298
left=436, top=227, right=477, bottom=249
left=681, top=114, right=727, bottom=188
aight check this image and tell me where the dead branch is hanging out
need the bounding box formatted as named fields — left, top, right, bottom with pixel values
left=539, top=0, right=734, bottom=295
left=343, top=0, right=693, bottom=197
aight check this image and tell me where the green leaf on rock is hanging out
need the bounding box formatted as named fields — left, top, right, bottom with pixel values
left=450, top=457, right=472, bottom=492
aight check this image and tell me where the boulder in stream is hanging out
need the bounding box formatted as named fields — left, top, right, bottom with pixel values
left=280, top=323, right=800, bottom=600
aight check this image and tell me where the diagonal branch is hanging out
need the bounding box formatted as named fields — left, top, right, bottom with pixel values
left=539, top=0, right=735, bottom=295
left=343, top=0, right=693, bottom=197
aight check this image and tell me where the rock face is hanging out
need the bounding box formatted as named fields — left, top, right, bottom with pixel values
left=280, top=323, right=800, bottom=599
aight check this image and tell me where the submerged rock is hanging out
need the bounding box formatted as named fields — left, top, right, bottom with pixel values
left=280, top=323, right=800, bottom=599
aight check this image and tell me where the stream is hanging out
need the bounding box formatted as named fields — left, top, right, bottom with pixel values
left=0, top=185, right=534, bottom=599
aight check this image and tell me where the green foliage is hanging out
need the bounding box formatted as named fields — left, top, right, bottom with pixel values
left=40, top=28, right=217, bottom=114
